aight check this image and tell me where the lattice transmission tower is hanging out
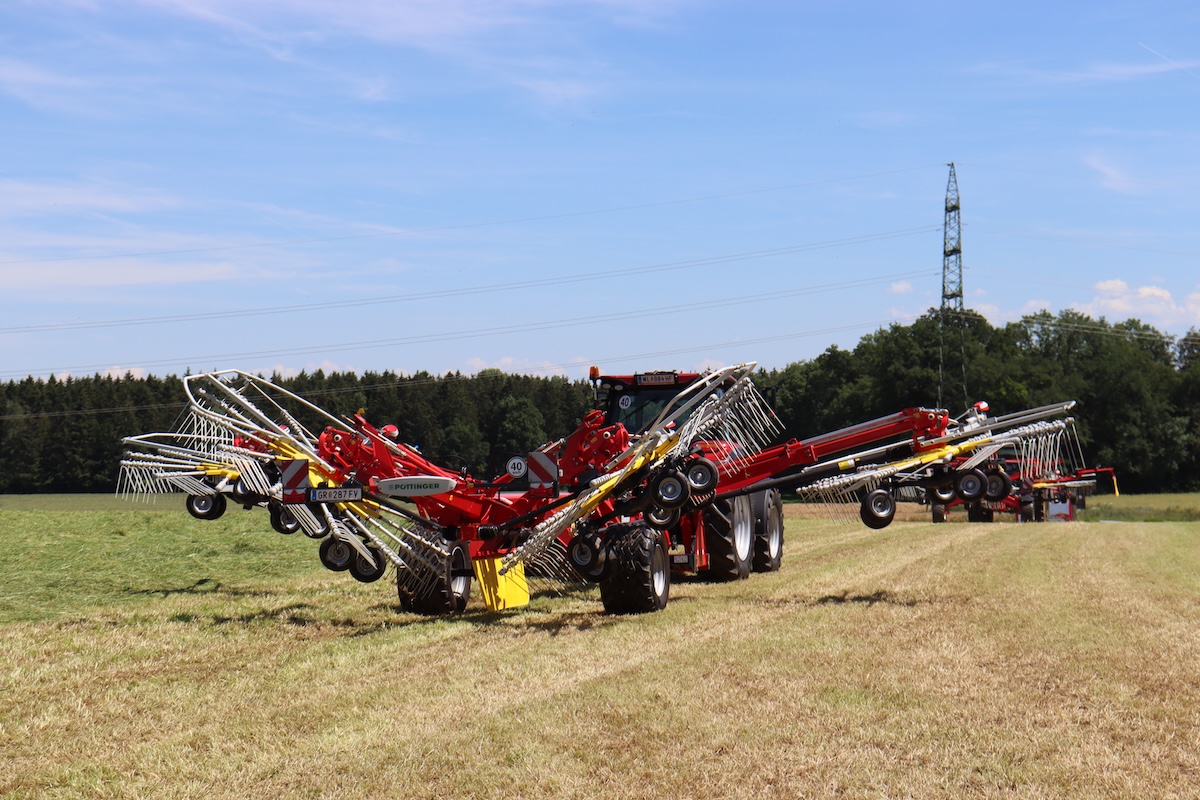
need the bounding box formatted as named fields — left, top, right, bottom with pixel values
left=938, top=162, right=968, bottom=411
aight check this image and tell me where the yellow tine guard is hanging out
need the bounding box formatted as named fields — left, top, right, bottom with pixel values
left=473, top=557, right=530, bottom=611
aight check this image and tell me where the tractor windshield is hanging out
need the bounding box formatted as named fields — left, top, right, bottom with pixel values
left=605, top=384, right=723, bottom=435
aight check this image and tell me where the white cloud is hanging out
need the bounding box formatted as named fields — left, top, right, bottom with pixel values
left=1074, top=279, right=1200, bottom=328
left=889, top=280, right=913, bottom=295
left=464, top=355, right=573, bottom=376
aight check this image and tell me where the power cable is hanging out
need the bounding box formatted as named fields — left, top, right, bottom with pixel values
left=0, top=270, right=936, bottom=380
left=0, top=316, right=911, bottom=421
left=1, top=226, right=940, bottom=335
left=0, top=165, right=936, bottom=269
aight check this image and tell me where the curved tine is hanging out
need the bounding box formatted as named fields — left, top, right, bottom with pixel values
left=191, top=372, right=362, bottom=458
left=184, top=374, right=326, bottom=462
left=644, top=363, right=757, bottom=436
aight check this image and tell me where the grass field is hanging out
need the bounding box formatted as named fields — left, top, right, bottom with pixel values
left=2, top=495, right=1199, bottom=798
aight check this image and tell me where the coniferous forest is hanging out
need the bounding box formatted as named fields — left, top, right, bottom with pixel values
left=3, top=309, right=1198, bottom=495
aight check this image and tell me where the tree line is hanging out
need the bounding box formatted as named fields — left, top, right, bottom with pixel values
left=2, top=309, right=1197, bottom=495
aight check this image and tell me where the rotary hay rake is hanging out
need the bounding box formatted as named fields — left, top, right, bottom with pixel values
left=120, top=371, right=456, bottom=603
left=789, top=403, right=1093, bottom=527
left=119, top=363, right=1099, bottom=614
left=119, top=365, right=782, bottom=614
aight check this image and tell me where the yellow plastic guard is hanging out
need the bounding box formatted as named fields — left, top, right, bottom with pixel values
left=473, top=557, right=530, bottom=611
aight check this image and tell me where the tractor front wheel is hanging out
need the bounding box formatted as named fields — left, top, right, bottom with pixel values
left=599, top=523, right=669, bottom=614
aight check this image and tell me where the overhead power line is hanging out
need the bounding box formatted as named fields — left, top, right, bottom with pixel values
left=0, top=270, right=936, bottom=380
left=1, top=226, right=940, bottom=335
left=0, top=316, right=914, bottom=420
left=0, top=165, right=936, bottom=269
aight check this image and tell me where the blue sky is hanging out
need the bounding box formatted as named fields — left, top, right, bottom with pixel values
left=1, top=1, right=1197, bottom=382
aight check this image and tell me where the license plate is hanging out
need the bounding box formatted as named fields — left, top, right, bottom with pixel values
left=309, top=486, right=362, bottom=503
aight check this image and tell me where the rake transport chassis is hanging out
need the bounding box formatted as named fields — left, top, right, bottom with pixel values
left=119, top=367, right=1093, bottom=615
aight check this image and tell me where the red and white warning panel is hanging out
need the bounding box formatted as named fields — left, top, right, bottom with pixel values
left=280, top=459, right=311, bottom=504
left=526, top=451, right=558, bottom=488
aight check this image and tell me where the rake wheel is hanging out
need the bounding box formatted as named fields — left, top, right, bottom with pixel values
left=860, top=488, right=896, bottom=530
left=185, top=493, right=227, bottom=521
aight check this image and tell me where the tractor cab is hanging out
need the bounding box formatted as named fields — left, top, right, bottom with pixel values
left=589, top=368, right=716, bottom=435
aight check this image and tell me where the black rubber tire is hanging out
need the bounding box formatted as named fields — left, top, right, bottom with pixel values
left=405, top=542, right=472, bottom=615
left=185, top=493, right=227, bottom=521
left=645, top=505, right=681, bottom=530
left=702, top=495, right=753, bottom=581
left=349, top=543, right=388, bottom=583
left=318, top=536, right=354, bottom=572
left=984, top=470, right=1013, bottom=502
left=860, top=488, right=896, bottom=529
left=650, top=470, right=689, bottom=510
left=567, top=533, right=608, bottom=582
left=954, top=469, right=988, bottom=502
left=931, top=480, right=957, bottom=504
left=230, top=477, right=263, bottom=507
left=684, top=459, right=719, bottom=494
left=969, top=504, right=996, bottom=523
left=599, top=523, right=669, bottom=614
left=269, top=503, right=301, bottom=535
left=931, top=503, right=948, bottom=523
left=750, top=489, right=783, bottom=573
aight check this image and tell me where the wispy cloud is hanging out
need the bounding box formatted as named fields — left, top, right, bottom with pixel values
left=1138, top=42, right=1200, bottom=82
left=0, top=256, right=242, bottom=291
left=0, top=57, right=94, bottom=112
left=970, top=56, right=1200, bottom=86
left=1082, top=154, right=1144, bottom=195
left=0, top=179, right=179, bottom=217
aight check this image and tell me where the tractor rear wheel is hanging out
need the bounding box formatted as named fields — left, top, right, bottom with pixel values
left=599, top=523, right=669, bottom=614
left=702, top=495, right=753, bottom=581
left=750, top=489, right=783, bottom=572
